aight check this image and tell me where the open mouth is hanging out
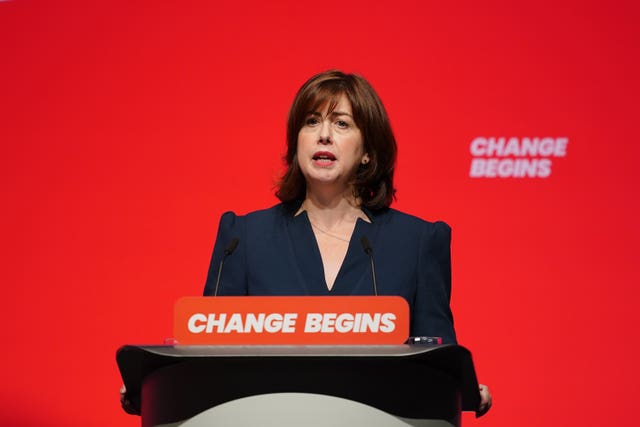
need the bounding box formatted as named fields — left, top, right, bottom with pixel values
left=312, top=151, right=336, bottom=161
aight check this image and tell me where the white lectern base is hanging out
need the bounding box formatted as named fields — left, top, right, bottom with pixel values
left=156, top=393, right=456, bottom=427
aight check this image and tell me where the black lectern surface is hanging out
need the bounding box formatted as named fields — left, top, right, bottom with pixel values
left=117, top=344, right=480, bottom=426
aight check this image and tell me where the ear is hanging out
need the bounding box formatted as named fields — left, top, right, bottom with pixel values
left=361, top=153, right=370, bottom=165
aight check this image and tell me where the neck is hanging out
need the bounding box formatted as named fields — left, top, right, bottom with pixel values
left=300, top=191, right=366, bottom=229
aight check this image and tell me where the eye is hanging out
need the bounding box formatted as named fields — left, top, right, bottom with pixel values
left=305, top=117, right=320, bottom=126
left=335, top=119, right=350, bottom=129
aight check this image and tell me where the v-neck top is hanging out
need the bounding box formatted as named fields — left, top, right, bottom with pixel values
left=203, top=202, right=456, bottom=344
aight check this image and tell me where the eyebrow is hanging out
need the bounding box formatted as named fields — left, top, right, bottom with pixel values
left=306, top=111, right=353, bottom=118
left=329, top=111, right=353, bottom=118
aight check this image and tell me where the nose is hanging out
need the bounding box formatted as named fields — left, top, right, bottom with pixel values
left=318, top=121, right=332, bottom=145
left=318, top=135, right=331, bottom=144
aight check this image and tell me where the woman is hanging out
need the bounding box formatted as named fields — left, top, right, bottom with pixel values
left=203, top=70, right=491, bottom=415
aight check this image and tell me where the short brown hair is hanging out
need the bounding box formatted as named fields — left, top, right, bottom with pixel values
left=276, top=70, right=397, bottom=210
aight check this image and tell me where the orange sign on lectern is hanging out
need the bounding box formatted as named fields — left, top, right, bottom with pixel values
left=174, top=296, right=409, bottom=345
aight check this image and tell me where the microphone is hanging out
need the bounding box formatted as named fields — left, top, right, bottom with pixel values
left=360, top=236, right=378, bottom=296
left=213, top=237, right=239, bottom=296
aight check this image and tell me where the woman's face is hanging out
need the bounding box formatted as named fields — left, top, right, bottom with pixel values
left=296, top=94, right=369, bottom=192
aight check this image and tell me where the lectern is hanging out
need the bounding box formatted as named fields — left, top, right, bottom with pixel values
left=117, top=344, right=480, bottom=427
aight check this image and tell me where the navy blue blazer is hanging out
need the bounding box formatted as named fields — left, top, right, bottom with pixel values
left=203, top=202, right=457, bottom=344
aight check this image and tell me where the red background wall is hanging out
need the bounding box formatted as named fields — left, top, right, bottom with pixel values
left=2, top=0, right=639, bottom=425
